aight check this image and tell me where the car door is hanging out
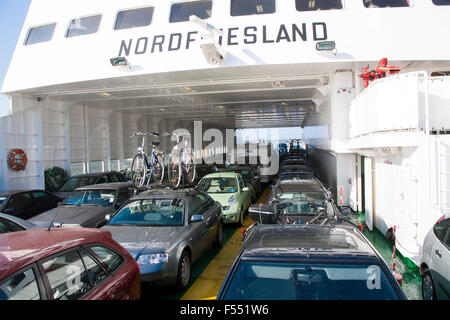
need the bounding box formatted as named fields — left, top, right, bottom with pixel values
left=238, top=175, right=251, bottom=209
left=187, top=195, right=209, bottom=261
left=198, top=194, right=219, bottom=244
left=431, top=218, right=450, bottom=299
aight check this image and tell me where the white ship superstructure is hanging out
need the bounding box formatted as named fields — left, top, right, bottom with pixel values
left=1, top=0, right=450, bottom=265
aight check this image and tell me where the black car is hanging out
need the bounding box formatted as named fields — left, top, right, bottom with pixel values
left=217, top=224, right=407, bottom=300
left=30, top=182, right=134, bottom=228
left=0, top=190, right=62, bottom=220
left=54, top=171, right=127, bottom=199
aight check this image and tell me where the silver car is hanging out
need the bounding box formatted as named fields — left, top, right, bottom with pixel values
left=101, top=187, right=223, bottom=290
left=420, top=215, right=450, bottom=300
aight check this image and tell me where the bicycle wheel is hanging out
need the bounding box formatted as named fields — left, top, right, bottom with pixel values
left=168, top=154, right=182, bottom=188
left=152, top=153, right=165, bottom=183
left=183, top=149, right=196, bottom=186
left=131, top=154, right=147, bottom=188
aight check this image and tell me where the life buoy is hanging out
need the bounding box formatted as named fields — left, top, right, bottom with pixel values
left=7, top=149, right=28, bottom=171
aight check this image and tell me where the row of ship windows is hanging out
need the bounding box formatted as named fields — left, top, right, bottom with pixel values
left=25, top=0, right=450, bottom=46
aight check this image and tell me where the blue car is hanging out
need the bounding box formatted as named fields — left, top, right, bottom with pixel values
left=217, top=223, right=406, bottom=300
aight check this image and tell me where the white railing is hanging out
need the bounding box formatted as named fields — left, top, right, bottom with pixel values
left=349, top=72, right=423, bottom=139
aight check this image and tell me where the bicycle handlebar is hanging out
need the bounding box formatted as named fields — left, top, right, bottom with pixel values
left=129, top=131, right=160, bottom=138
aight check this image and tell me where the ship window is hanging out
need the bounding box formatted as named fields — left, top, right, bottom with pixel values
left=89, top=160, right=104, bottom=173
left=432, top=0, right=450, bottom=5
left=66, top=15, right=102, bottom=38
left=70, top=162, right=86, bottom=175
left=25, top=23, right=56, bottom=45
left=230, top=0, right=275, bottom=16
left=362, top=0, right=410, bottom=7
left=170, top=0, right=212, bottom=23
left=296, top=0, right=343, bottom=11
left=115, top=7, right=154, bottom=30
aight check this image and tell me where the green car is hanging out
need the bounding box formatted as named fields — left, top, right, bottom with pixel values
left=198, top=172, right=252, bottom=226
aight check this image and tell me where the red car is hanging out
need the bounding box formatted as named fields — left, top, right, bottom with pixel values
left=0, top=228, right=141, bottom=300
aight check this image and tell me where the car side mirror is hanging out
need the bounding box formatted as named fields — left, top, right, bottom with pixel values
left=190, top=215, right=204, bottom=223
left=242, top=187, right=249, bottom=192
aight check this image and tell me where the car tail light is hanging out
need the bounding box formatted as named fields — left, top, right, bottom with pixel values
left=436, top=214, right=446, bottom=225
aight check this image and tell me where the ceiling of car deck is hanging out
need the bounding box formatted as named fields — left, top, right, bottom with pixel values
left=25, top=66, right=331, bottom=129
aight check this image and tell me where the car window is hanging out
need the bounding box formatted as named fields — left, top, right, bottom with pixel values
left=444, top=229, right=450, bottom=248
left=116, top=189, right=131, bottom=205
left=79, top=250, right=109, bottom=286
left=96, top=175, right=108, bottom=184
left=109, top=174, right=120, bottom=183
left=109, top=199, right=185, bottom=226
left=42, top=250, right=91, bottom=300
left=7, top=193, right=34, bottom=211
left=189, top=195, right=206, bottom=217
left=0, top=217, right=26, bottom=233
left=31, top=191, right=53, bottom=203
left=87, top=246, right=123, bottom=274
left=0, top=218, right=12, bottom=234
left=0, top=268, right=41, bottom=300
left=433, top=218, right=449, bottom=242
left=238, top=176, right=245, bottom=190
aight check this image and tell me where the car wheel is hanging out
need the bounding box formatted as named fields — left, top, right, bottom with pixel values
left=422, top=271, right=437, bottom=300
left=213, top=221, right=224, bottom=247
left=176, top=251, right=191, bottom=291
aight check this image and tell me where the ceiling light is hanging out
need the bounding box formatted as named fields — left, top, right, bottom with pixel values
left=216, top=105, right=224, bottom=109
left=97, top=92, right=111, bottom=97
left=182, top=87, right=193, bottom=92
left=159, top=108, right=165, bottom=111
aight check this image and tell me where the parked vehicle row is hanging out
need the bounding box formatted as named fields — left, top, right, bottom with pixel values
left=1, top=141, right=448, bottom=300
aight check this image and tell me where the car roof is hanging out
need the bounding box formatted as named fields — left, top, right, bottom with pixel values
left=0, top=189, right=47, bottom=197
left=129, top=186, right=200, bottom=200
left=276, top=179, right=325, bottom=193
left=203, top=172, right=239, bottom=179
left=75, top=182, right=134, bottom=191
left=242, top=224, right=375, bottom=258
left=69, top=171, right=123, bottom=178
left=0, top=228, right=113, bottom=276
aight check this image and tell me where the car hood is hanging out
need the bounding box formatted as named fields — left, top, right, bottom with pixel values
left=206, top=193, right=237, bottom=204
left=29, top=205, right=114, bottom=226
left=101, top=225, right=183, bottom=259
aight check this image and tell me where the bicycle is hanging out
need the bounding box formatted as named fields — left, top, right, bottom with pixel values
left=129, top=132, right=165, bottom=188
left=167, top=132, right=196, bottom=188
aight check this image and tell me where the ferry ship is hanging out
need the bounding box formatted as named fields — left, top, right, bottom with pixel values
left=1, top=0, right=450, bottom=283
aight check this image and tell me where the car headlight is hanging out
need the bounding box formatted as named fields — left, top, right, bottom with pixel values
left=137, top=253, right=168, bottom=265
left=228, top=195, right=237, bottom=204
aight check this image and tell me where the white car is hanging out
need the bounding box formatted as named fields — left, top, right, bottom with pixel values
left=420, top=215, right=450, bottom=300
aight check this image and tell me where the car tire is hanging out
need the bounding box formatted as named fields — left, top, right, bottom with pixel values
left=176, top=250, right=191, bottom=291
left=422, top=271, right=437, bottom=300
left=213, top=221, right=224, bottom=248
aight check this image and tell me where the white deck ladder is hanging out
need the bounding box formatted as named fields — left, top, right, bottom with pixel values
left=438, top=138, right=450, bottom=215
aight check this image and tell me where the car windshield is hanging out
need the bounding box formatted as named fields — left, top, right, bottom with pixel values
left=108, top=199, right=185, bottom=226
left=223, top=261, right=400, bottom=300
left=63, top=189, right=115, bottom=206
left=274, top=191, right=326, bottom=215
left=198, top=177, right=238, bottom=194
left=58, top=177, right=97, bottom=192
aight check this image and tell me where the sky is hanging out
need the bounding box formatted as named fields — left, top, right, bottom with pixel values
left=0, top=0, right=31, bottom=115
